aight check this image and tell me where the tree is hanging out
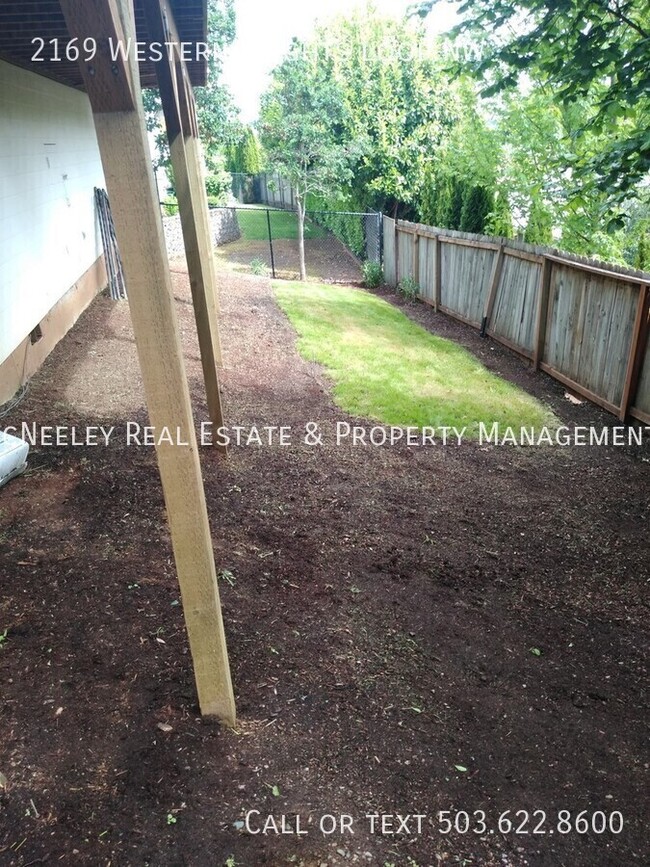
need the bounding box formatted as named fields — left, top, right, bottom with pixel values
left=413, top=0, right=650, bottom=206
left=143, top=0, right=240, bottom=197
left=524, top=198, right=554, bottom=245
left=449, top=177, right=466, bottom=229
left=226, top=125, right=261, bottom=175
left=259, top=41, right=358, bottom=280
left=308, top=8, right=460, bottom=217
left=636, top=232, right=649, bottom=271
left=485, top=192, right=514, bottom=238
left=460, top=185, right=494, bottom=233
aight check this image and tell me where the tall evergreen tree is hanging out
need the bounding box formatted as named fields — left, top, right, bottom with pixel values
left=460, top=184, right=494, bottom=233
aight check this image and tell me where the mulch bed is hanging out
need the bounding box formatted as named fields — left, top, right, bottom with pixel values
left=0, top=264, right=648, bottom=867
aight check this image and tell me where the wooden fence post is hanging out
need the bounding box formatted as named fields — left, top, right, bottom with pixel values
left=60, top=0, right=236, bottom=725
left=533, top=256, right=553, bottom=369
left=434, top=234, right=441, bottom=312
left=413, top=232, right=420, bottom=290
left=619, top=283, right=649, bottom=420
left=394, top=218, right=400, bottom=287
left=481, top=242, right=505, bottom=337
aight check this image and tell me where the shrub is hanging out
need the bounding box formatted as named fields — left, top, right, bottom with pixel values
left=397, top=276, right=419, bottom=300
left=363, top=261, right=383, bottom=288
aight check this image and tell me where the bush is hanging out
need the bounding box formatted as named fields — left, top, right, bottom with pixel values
left=397, top=276, right=419, bottom=300
left=363, top=261, right=383, bottom=288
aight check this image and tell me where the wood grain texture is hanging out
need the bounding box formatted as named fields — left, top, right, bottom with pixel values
left=85, top=0, right=235, bottom=723
left=620, top=284, right=649, bottom=420
left=59, top=0, right=135, bottom=111
left=143, top=0, right=225, bottom=434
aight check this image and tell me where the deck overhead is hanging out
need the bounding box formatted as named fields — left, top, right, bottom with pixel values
left=0, top=0, right=208, bottom=90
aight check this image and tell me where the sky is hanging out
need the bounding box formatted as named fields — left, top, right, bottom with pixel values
left=222, top=0, right=460, bottom=123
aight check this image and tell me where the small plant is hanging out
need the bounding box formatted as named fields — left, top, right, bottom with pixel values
left=398, top=276, right=419, bottom=300
left=161, top=198, right=179, bottom=216
left=362, top=260, right=383, bottom=288
left=0, top=628, right=8, bottom=648
left=250, top=258, right=269, bottom=277
left=166, top=813, right=177, bottom=825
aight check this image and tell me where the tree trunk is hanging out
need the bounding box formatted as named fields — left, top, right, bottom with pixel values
left=297, top=198, right=307, bottom=281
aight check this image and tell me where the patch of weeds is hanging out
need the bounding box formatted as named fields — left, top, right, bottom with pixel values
left=218, top=569, right=236, bottom=586
left=397, top=275, right=419, bottom=299
left=250, top=258, right=269, bottom=277
left=362, top=260, right=383, bottom=288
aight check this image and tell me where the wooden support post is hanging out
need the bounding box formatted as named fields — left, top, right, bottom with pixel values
left=481, top=242, right=505, bottom=337
left=394, top=218, right=400, bottom=287
left=143, top=0, right=226, bottom=440
left=433, top=234, right=442, bottom=312
left=413, top=232, right=420, bottom=290
left=619, top=283, right=649, bottom=421
left=533, top=256, right=553, bottom=369
left=60, top=0, right=235, bottom=724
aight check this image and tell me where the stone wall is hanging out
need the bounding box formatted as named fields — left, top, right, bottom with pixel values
left=162, top=207, right=241, bottom=258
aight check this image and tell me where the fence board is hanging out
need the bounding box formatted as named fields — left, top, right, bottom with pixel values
left=397, top=227, right=414, bottom=285
left=544, top=264, right=639, bottom=408
left=632, top=337, right=650, bottom=421
left=440, top=241, right=493, bottom=326
left=489, top=253, right=541, bottom=353
left=383, top=215, right=396, bottom=286
left=419, top=234, right=435, bottom=303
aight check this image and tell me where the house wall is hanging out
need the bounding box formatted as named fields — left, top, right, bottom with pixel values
left=0, top=60, right=107, bottom=403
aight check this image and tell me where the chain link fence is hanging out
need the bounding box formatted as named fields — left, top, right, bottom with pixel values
left=210, top=205, right=382, bottom=282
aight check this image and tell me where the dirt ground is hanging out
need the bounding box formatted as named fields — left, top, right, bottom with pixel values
left=0, top=263, right=648, bottom=867
left=215, top=236, right=363, bottom=283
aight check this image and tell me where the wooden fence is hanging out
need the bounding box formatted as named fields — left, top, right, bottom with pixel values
left=257, top=172, right=297, bottom=210
left=383, top=217, right=650, bottom=424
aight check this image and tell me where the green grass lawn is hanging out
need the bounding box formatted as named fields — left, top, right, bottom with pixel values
left=274, top=281, right=558, bottom=435
left=237, top=208, right=328, bottom=241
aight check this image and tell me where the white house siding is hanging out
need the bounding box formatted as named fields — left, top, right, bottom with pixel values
left=0, top=60, right=106, bottom=372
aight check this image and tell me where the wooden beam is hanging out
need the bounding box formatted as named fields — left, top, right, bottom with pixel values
left=481, top=242, right=505, bottom=337
left=142, top=0, right=226, bottom=438
left=619, top=283, right=649, bottom=421
left=533, top=257, right=553, bottom=370
left=439, top=236, right=500, bottom=252
left=544, top=252, right=649, bottom=283
left=65, top=0, right=235, bottom=724
left=59, top=0, right=135, bottom=111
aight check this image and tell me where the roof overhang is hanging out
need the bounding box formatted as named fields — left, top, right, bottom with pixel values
left=0, top=0, right=208, bottom=91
